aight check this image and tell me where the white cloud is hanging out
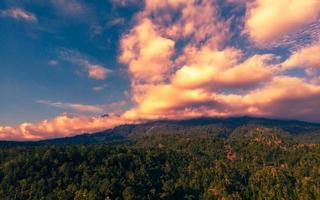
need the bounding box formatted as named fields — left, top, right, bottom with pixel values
left=93, top=84, right=108, bottom=92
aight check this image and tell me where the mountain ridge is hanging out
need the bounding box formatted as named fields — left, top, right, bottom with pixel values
left=1, top=116, right=320, bottom=146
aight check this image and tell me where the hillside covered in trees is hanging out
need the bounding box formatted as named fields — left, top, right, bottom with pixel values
left=0, top=117, right=319, bottom=199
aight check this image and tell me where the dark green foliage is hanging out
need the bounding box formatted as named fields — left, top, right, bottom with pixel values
left=0, top=117, right=320, bottom=199
left=0, top=131, right=319, bottom=200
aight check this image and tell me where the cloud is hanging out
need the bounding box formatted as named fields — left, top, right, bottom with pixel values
left=48, top=60, right=59, bottom=66
left=1, top=8, right=37, bottom=23
left=51, top=0, right=84, bottom=15
left=0, top=113, right=133, bottom=141
left=144, top=0, right=230, bottom=48
left=245, top=0, right=320, bottom=45
left=37, top=100, right=127, bottom=114
left=119, top=0, right=233, bottom=110
left=119, top=0, right=320, bottom=124
left=93, top=84, right=108, bottom=92
left=86, top=64, right=110, bottom=80
left=235, top=76, right=320, bottom=121
left=172, top=51, right=278, bottom=90
left=0, top=100, right=129, bottom=140
left=37, top=100, right=105, bottom=113
left=283, top=43, right=320, bottom=71
left=262, top=21, right=320, bottom=51
left=124, top=84, right=218, bottom=120
left=90, top=24, right=103, bottom=37
left=109, top=17, right=125, bottom=26
left=119, top=18, right=175, bottom=83
left=124, top=76, right=320, bottom=122
left=118, top=0, right=231, bottom=85
left=58, top=49, right=111, bottom=80
left=111, top=0, right=141, bottom=7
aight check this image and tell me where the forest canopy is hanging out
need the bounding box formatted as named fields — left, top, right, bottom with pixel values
left=0, top=127, right=319, bottom=200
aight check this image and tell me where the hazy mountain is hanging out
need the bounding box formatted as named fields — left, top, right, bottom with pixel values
left=1, top=116, right=320, bottom=147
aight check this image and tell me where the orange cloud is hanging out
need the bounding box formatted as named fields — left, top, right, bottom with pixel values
left=283, top=43, right=320, bottom=71
left=119, top=0, right=233, bottom=105
left=124, top=84, right=223, bottom=120
left=173, top=53, right=277, bottom=90
left=145, top=0, right=185, bottom=11
left=124, top=76, right=320, bottom=122
left=238, top=76, right=320, bottom=121
left=175, top=46, right=242, bottom=70
left=0, top=113, right=134, bottom=141
left=119, top=0, right=320, bottom=124
left=120, top=18, right=175, bottom=83
left=86, top=64, right=110, bottom=80
left=245, top=0, right=320, bottom=45
left=227, top=75, right=320, bottom=121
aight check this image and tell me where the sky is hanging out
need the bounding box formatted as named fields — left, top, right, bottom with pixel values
left=0, top=0, right=320, bottom=140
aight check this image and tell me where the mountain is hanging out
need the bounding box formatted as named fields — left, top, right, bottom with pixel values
left=1, top=116, right=319, bottom=199
left=1, top=116, right=320, bottom=146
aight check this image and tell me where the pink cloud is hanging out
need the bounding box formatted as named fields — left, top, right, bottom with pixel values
left=173, top=52, right=277, bottom=90
left=111, top=0, right=141, bottom=7
left=237, top=76, right=320, bottom=121
left=37, top=100, right=105, bottom=113
left=59, top=49, right=111, bottom=80
left=146, top=0, right=230, bottom=49
left=0, top=113, right=134, bottom=141
left=1, top=8, right=37, bottom=23
left=119, top=0, right=320, bottom=124
left=37, top=100, right=127, bottom=114
left=245, top=0, right=320, bottom=45
left=86, top=64, right=110, bottom=80
left=124, top=76, right=320, bottom=122
left=48, top=60, right=59, bottom=66
left=119, top=18, right=175, bottom=83
left=119, top=0, right=235, bottom=115
left=283, top=43, right=320, bottom=71
left=52, top=0, right=84, bottom=15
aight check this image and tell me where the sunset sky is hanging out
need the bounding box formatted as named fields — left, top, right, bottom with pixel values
left=1, top=0, right=320, bottom=140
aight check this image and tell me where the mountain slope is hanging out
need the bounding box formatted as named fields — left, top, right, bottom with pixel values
left=0, top=124, right=319, bottom=199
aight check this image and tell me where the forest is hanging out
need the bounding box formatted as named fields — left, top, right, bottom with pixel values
left=0, top=117, right=319, bottom=199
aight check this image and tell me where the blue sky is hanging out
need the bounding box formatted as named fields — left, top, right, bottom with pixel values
left=0, top=0, right=140, bottom=125
left=1, top=0, right=320, bottom=140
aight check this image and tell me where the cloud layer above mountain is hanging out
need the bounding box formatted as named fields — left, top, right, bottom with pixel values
left=120, top=0, right=320, bottom=122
